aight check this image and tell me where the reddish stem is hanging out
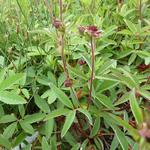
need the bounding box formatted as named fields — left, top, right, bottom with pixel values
left=60, top=35, right=69, bottom=79
left=87, top=37, right=95, bottom=109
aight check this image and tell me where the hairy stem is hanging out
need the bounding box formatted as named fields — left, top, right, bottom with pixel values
left=87, top=37, right=95, bottom=109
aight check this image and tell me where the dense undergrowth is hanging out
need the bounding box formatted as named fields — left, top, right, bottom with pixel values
left=0, top=0, right=150, bottom=149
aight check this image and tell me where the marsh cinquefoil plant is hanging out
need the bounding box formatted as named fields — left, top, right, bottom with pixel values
left=0, top=0, right=150, bottom=150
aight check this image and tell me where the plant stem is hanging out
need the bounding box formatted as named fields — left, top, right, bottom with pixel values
left=87, top=37, right=95, bottom=109
left=139, top=0, right=142, bottom=21
left=59, top=0, right=63, bottom=21
left=59, top=34, right=69, bottom=78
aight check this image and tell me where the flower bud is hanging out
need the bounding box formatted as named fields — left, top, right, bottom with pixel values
left=78, top=59, right=86, bottom=65
left=53, top=19, right=65, bottom=32
left=64, top=78, right=73, bottom=87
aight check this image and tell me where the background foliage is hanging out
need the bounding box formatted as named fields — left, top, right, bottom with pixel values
left=0, top=0, right=150, bottom=149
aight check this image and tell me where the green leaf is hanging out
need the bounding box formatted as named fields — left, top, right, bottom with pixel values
left=44, top=119, right=54, bottom=139
left=0, top=134, right=11, bottom=149
left=0, top=73, right=24, bottom=91
left=129, top=91, right=143, bottom=124
left=102, top=25, right=117, bottom=39
left=0, top=91, right=27, bottom=104
left=20, top=121, right=34, bottom=134
left=50, top=135, right=57, bottom=150
left=94, top=138, right=104, bottom=150
left=128, top=53, right=137, bottom=65
left=18, top=104, right=25, bottom=118
left=41, top=89, right=57, bottom=104
left=21, top=89, right=30, bottom=99
left=117, top=50, right=133, bottom=59
left=0, top=114, right=17, bottom=124
left=64, top=132, right=77, bottom=146
left=44, top=108, right=70, bottom=120
left=70, top=87, right=80, bottom=108
left=98, top=60, right=117, bottom=75
left=108, top=113, right=139, bottom=140
left=96, top=94, right=114, bottom=110
left=23, top=144, right=32, bottom=150
left=77, top=108, right=93, bottom=125
left=80, top=53, right=91, bottom=70
left=96, top=80, right=118, bottom=92
left=0, top=68, right=7, bottom=83
left=71, top=143, right=80, bottom=150
left=47, top=90, right=57, bottom=104
left=50, top=83, right=73, bottom=108
left=42, top=136, right=50, bottom=150
left=61, top=110, right=76, bottom=138
left=117, top=29, right=132, bottom=35
left=114, top=92, right=130, bottom=106
left=111, top=125, right=128, bottom=150
left=23, top=113, right=45, bottom=124
left=34, top=95, right=50, bottom=113
left=90, top=117, right=100, bottom=137
left=124, top=19, right=137, bottom=33
left=139, top=89, right=150, bottom=100
left=68, top=65, right=88, bottom=80
left=110, top=135, right=119, bottom=150
left=3, top=122, right=17, bottom=139
left=12, top=132, right=26, bottom=147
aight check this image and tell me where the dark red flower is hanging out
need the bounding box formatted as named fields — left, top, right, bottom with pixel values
left=85, top=25, right=102, bottom=38
left=53, top=19, right=62, bottom=28
left=139, top=123, right=150, bottom=141
left=53, top=19, right=65, bottom=32
left=78, top=59, right=86, bottom=65
left=78, top=25, right=102, bottom=38
left=64, top=78, right=73, bottom=87
left=138, top=64, right=150, bottom=72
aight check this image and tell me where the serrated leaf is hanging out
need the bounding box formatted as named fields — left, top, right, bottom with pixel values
left=61, top=110, right=76, bottom=137
left=0, top=91, right=27, bottom=104
left=50, top=83, right=73, bottom=108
